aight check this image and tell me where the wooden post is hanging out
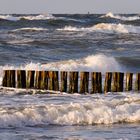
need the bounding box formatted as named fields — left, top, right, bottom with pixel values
left=135, top=73, right=140, bottom=91
left=112, top=72, right=124, bottom=92
left=125, top=72, right=133, bottom=91
left=2, top=70, right=8, bottom=87
left=2, top=70, right=15, bottom=88
left=91, top=72, right=102, bottom=93
left=44, top=71, right=49, bottom=90
left=69, top=71, right=78, bottom=93
left=35, top=71, right=47, bottom=89
left=61, top=71, right=67, bottom=92
left=104, top=72, right=112, bottom=93
left=48, top=71, right=54, bottom=90
left=54, top=71, right=59, bottom=91
left=48, top=71, right=59, bottom=91
left=80, top=72, right=89, bottom=94
left=17, top=70, right=26, bottom=88
left=26, top=70, right=35, bottom=88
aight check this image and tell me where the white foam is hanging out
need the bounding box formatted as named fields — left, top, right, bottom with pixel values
left=0, top=54, right=122, bottom=85
left=7, top=38, right=34, bottom=45
left=0, top=14, right=55, bottom=21
left=41, top=54, right=121, bottom=72
left=0, top=15, right=20, bottom=21
left=12, top=27, right=48, bottom=32
left=57, top=23, right=140, bottom=34
left=57, top=26, right=85, bottom=32
left=0, top=93, right=140, bottom=127
left=102, top=12, right=140, bottom=21
left=21, top=14, right=55, bottom=20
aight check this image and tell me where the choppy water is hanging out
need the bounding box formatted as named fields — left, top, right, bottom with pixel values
left=0, top=12, right=140, bottom=139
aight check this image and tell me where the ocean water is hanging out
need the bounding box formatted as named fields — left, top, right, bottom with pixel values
left=0, top=12, right=140, bottom=140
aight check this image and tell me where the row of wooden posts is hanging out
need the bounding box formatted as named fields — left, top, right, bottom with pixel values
left=2, top=70, right=140, bottom=93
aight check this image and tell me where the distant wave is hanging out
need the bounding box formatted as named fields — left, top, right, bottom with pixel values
left=0, top=14, right=83, bottom=22
left=101, top=12, right=140, bottom=21
left=12, top=27, right=48, bottom=32
left=0, top=15, right=20, bottom=21
left=0, top=14, right=55, bottom=21
left=57, top=23, right=140, bottom=34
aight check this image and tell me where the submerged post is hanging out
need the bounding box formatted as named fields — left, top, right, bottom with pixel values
left=26, top=70, right=35, bottom=88
left=91, top=72, right=102, bottom=93
left=61, top=71, right=67, bottom=92
left=17, top=70, right=26, bottom=88
left=112, top=72, right=124, bottom=92
left=104, top=72, right=112, bottom=93
left=2, top=70, right=15, bottom=88
left=80, top=72, right=89, bottom=94
left=69, top=71, right=78, bottom=93
left=125, top=72, right=133, bottom=91
left=135, top=73, right=140, bottom=91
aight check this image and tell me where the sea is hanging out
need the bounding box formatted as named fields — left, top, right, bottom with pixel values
left=0, top=12, right=140, bottom=140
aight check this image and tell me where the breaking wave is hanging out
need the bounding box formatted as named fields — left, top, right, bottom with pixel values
left=57, top=23, right=140, bottom=34
left=0, top=93, right=140, bottom=127
left=0, top=15, right=20, bottom=21
left=0, top=54, right=121, bottom=84
left=0, top=14, right=55, bottom=21
left=12, top=27, right=48, bottom=32
left=102, top=12, right=140, bottom=21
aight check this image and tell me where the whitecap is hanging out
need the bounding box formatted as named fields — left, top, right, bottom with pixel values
left=12, top=27, right=48, bottom=32
left=101, top=12, right=140, bottom=21
left=57, top=23, right=140, bottom=34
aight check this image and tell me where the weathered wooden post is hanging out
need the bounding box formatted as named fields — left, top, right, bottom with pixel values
left=48, top=71, right=54, bottom=90
left=26, top=70, right=35, bottom=88
left=53, top=71, right=59, bottom=91
left=17, top=70, right=26, bottom=88
left=112, top=72, right=124, bottom=92
left=125, top=72, right=133, bottom=91
left=135, top=73, right=140, bottom=91
left=35, top=71, right=49, bottom=90
left=2, top=70, right=8, bottom=87
left=60, top=71, right=67, bottom=92
left=35, top=71, right=41, bottom=89
left=44, top=71, right=49, bottom=90
left=69, top=71, right=78, bottom=93
left=104, top=72, right=112, bottom=93
left=2, top=70, right=15, bottom=88
left=48, top=71, right=59, bottom=91
left=91, top=72, right=102, bottom=93
left=80, top=72, right=89, bottom=94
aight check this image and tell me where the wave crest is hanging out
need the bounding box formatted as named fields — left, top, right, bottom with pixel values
left=102, top=12, right=140, bottom=21
left=0, top=14, right=55, bottom=21
left=57, top=23, right=140, bottom=34
left=12, top=27, right=48, bottom=32
left=0, top=93, right=140, bottom=127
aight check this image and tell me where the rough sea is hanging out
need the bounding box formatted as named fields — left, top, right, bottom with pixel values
left=0, top=12, right=140, bottom=140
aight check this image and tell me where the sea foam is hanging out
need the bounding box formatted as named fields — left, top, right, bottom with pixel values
left=57, top=23, right=140, bottom=34
left=0, top=54, right=121, bottom=85
left=0, top=93, right=140, bottom=127
left=12, top=27, right=48, bottom=32
left=102, top=12, right=140, bottom=21
left=0, top=14, right=55, bottom=21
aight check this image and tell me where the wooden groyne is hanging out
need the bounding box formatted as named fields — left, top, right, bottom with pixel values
left=2, top=70, right=140, bottom=93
